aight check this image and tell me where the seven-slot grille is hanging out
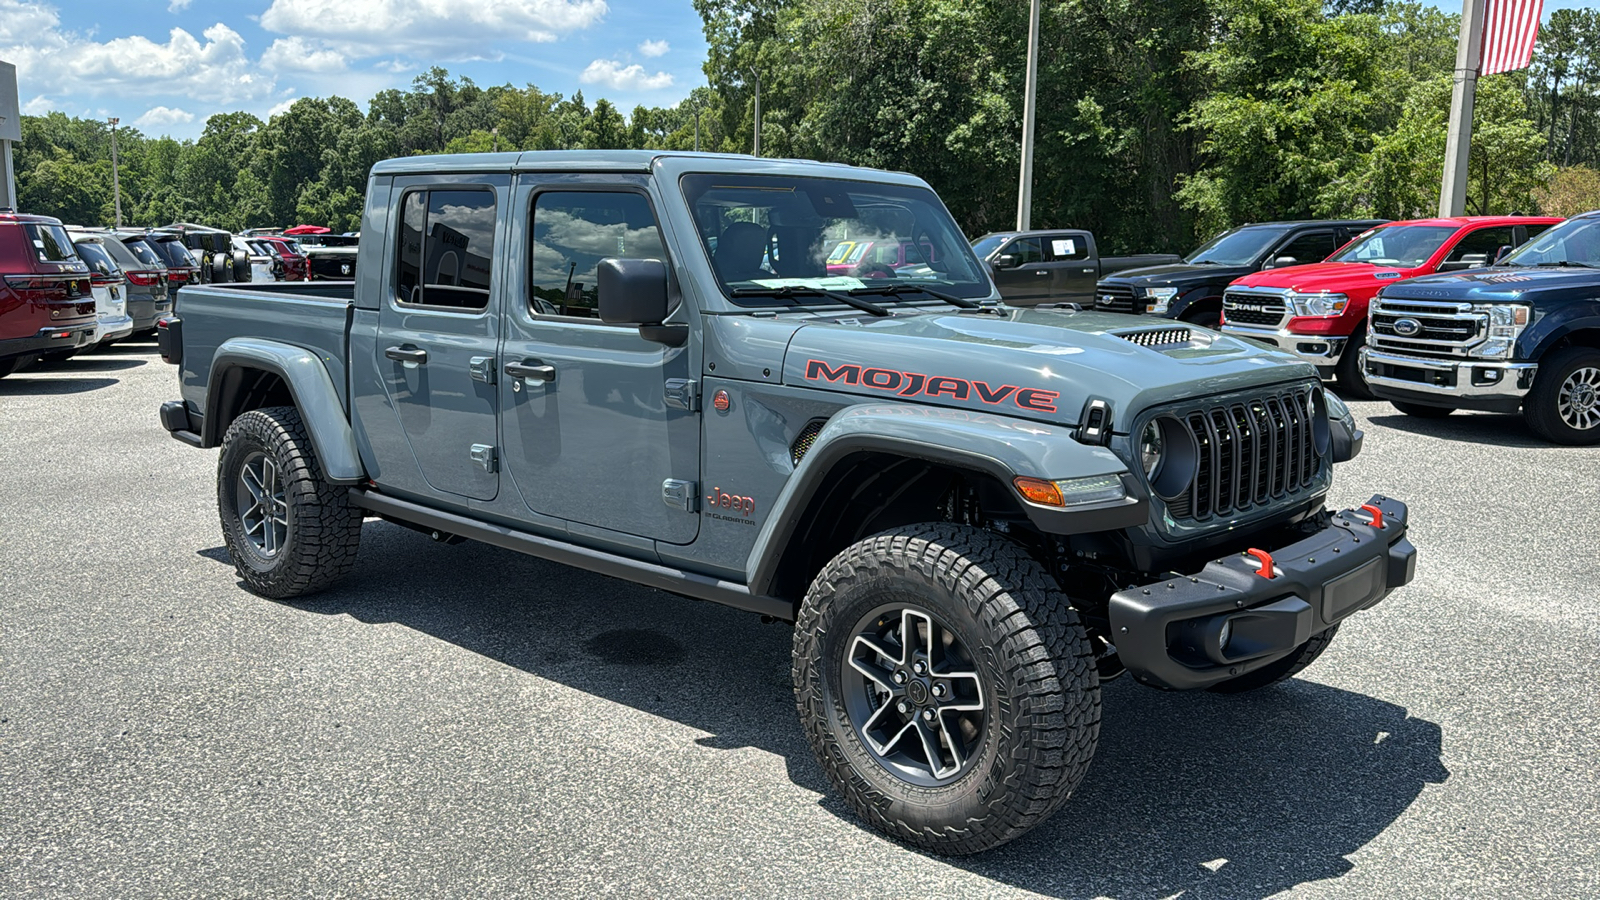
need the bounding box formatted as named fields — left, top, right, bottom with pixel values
left=1368, top=298, right=1486, bottom=360
left=1095, top=284, right=1138, bottom=313
left=1222, top=290, right=1288, bottom=327
left=1163, top=386, right=1321, bottom=521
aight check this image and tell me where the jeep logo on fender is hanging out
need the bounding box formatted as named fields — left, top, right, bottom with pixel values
left=804, top=359, right=1059, bottom=413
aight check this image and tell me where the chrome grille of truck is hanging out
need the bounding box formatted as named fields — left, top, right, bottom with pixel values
left=1222, top=290, right=1288, bottom=327
left=1095, top=284, right=1138, bottom=314
left=1368, top=298, right=1485, bottom=360
left=1163, top=386, right=1321, bottom=522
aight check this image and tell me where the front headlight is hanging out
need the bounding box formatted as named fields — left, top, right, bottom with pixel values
left=1287, top=292, right=1349, bottom=317
left=1143, top=287, right=1179, bottom=314
left=1470, top=303, right=1531, bottom=358
left=1139, top=420, right=1164, bottom=478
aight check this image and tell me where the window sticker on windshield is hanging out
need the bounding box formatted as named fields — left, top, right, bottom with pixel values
left=1051, top=238, right=1075, bottom=256
left=751, top=276, right=867, bottom=291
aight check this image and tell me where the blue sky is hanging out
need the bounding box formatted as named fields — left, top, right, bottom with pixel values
left=0, top=0, right=711, bottom=139
left=0, top=1, right=1592, bottom=142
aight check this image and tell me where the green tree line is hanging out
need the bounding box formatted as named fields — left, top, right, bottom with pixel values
left=16, top=0, right=1600, bottom=250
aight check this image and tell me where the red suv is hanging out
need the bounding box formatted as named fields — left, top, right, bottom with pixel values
left=0, top=212, right=96, bottom=378
left=255, top=236, right=310, bottom=281
left=1220, top=216, right=1561, bottom=397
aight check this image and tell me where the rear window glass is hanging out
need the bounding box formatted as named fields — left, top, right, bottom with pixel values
left=120, top=238, right=165, bottom=267
left=73, top=241, right=118, bottom=277
left=149, top=239, right=195, bottom=268
left=23, top=224, right=79, bottom=262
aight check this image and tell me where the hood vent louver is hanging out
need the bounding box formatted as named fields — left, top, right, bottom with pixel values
left=791, top=420, right=826, bottom=466
left=1116, top=327, right=1193, bottom=348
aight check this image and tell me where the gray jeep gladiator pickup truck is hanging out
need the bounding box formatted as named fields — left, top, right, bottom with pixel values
left=156, top=150, right=1417, bottom=854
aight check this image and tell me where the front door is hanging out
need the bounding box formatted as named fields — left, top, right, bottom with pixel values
left=498, top=179, right=700, bottom=545
left=372, top=182, right=504, bottom=501
left=991, top=236, right=1050, bottom=302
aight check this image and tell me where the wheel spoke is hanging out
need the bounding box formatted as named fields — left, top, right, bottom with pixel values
left=935, top=669, right=986, bottom=712
left=860, top=699, right=899, bottom=737
left=913, top=718, right=952, bottom=778
left=935, top=713, right=967, bottom=774
left=902, top=609, right=933, bottom=660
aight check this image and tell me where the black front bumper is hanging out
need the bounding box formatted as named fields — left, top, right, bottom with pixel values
left=1109, top=494, right=1415, bottom=690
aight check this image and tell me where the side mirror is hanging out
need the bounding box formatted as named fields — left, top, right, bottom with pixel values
left=1266, top=256, right=1298, bottom=269
left=597, top=258, right=683, bottom=345
left=1491, top=244, right=1515, bottom=264
left=992, top=253, right=1019, bottom=270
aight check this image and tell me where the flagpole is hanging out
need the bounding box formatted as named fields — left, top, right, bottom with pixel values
left=1440, top=0, right=1488, bottom=217
left=1016, top=0, right=1040, bottom=232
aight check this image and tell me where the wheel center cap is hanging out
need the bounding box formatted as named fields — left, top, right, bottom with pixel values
left=905, top=679, right=929, bottom=705
left=1575, top=385, right=1597, bottom=409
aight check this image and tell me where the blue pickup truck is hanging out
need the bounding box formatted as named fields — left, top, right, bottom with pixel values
left=1363, top=211, right=1600, bottom=444
left=156, top=150, right=1416, bottom=854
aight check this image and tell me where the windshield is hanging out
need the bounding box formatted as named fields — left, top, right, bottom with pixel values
left=1501, top=217, right=1600, bottom=267
left=682, top=173, right=992, bottom=306
left=120, top=238, right=165, bottom=267
left=1328, top=224, right=1457, bottom=268
left=23, top=224, right=80, bottom=263
left=1186, top=226, right=1290, bottom=265
left=970, top=234, right=1008, bottom=259
left=73, top=241, right=118, bottom=278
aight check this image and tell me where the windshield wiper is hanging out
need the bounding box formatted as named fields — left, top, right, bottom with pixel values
left=1534, top=260, right=1599, bottom=268
left=847, top=283, right=979, bottom=309
left=730, top=285, right=890, bottom=317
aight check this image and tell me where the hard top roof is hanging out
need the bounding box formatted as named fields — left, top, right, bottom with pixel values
left=371, top=149, right=930, bottom=187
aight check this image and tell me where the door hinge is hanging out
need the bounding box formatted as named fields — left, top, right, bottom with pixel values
left=664, top=378, right=698, bottom=411
left=662, top=479, right=697, bottom=512
left=469, top=443, right=498, bottom=474
left=469, top=355, right=496, bottom=384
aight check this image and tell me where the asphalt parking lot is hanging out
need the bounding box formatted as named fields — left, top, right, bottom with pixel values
left=2, top=338, right=1597, bottom=899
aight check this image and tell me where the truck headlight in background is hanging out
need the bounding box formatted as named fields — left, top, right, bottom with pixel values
left=1143, top=287, right=1179, bottom=314
left=1469, top=303, right=1531, bottom=358
left=1287, top=292, right=1349, bottom=318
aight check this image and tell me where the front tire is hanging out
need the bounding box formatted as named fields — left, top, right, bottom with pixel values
left=1207, top=624, right=1340, bottom=694
left=1523, top=347, right=1600, bottom=445
left=792, top=524, right=1100, bottom=855
left=217, top=406, right=363, bottom=598
left=1392, top=401, right=1455, bottom=419
left=1336, top=324, right=1377, bottom=400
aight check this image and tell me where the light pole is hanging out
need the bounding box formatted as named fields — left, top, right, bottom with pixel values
left=752, top=72, right=761, bottom=157
left=693, top=98, right=701, bottom=152
left=108, top=116, right=123, bottom=228
left=491, top=126, right=499, bottom=152
left=1015, top=0, right=1041, bottom=231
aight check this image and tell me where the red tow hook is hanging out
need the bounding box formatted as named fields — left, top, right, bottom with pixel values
left=1359, top=504, right=1386, bottom=529
left=1245, top=548, right=1276, bottom=579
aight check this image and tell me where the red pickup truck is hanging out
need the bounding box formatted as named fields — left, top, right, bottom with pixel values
left=1219, top=216, right=1561, bottom=397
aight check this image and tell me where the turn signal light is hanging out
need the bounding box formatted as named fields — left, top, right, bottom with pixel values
left=1012, top=477, right=1064, bottom=507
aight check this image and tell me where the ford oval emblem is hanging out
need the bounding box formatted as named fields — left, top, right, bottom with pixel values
left=1392, top=317, right=1423, bottom=337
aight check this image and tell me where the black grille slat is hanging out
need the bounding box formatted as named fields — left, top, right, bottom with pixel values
left=1096, top=284, right=1138, bottom=314
left=1164, top=387, right=1321, bottom=523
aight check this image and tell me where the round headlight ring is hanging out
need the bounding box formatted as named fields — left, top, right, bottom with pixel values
left=1140, top=420, right=1164, bottom=479
left=1146, top=416, right=1199, bottom=501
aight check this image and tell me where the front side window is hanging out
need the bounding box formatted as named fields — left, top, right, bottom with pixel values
left=1446, top=227, right=1514, bottom=265
left=24, top=224, right=79, bottom=262
left=1328, top=225, right=1458, bottom=268
left=1276, top=231, right=1337, bottom=264
left=1004, top=238, right=1045, bottom=265
left=395, top=188, right=496, bottom=310
left=682, top=173, right=990, bottom=307
left=530, top=191, right=665, bottom=318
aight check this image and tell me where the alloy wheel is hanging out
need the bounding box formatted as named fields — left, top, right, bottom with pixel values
left=1558, top=366, right=1600, bottom=431
left=236, top=451, right=289, bottom=557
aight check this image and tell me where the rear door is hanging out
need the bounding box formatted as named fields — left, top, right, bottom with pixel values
left=371, top=178, right=506, bottom=502
left=496, top=176, right=700, bottom=545
left=1042, top=232, right=1097, bottom=304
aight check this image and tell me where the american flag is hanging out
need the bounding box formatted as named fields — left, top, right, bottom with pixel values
left=1480, top=0, right=1546, bottom=75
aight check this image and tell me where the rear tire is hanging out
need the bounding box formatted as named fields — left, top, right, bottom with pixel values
left=1392, top=401, right=1455, bottom=419
left=1336, top=324, right=1377, bottom=400
left=217, top=406, right=363, bottom=598
left=1207, top=624, right=1340, bottom=694
left=1184, top=305, right=1222, bottom=331
left=0, top=355, right=29, bottom=378
left=1522, top=347, right=1600, bottom=445
left=793, top=524, right=1100, bottom=855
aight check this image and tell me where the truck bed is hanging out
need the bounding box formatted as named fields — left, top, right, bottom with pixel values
left=175, top=282, right=355, bottom=416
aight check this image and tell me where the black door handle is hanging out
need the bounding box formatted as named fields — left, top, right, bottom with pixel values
left=505, top=360, right=557, bottom=383
left=384, top=346, right=428, bottom=364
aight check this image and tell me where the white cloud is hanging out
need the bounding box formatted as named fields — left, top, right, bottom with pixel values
left=261, top=36, right=348, bottom=73
left=167, top=0, right=193, bottom=11
left=268, top=98, right=299, bottom=118
left=259, top=0, right=608, bottom=57
left=134, top=106, right=195, bottom=128
left=580, top=59, right=673, bottom=91
left=638, top=39, right=668, bottom=58
left=0, top=4, right=275, bottom=106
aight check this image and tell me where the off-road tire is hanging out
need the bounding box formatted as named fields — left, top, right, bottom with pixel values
left=1207, top=624, right=1341, bottom=694
left=1392, top=401, right=1455, bottom=419
left=793, top=524, right=1100, bottom=855
left=217, top=406, right=362, bottom=598
left=1184, top=304, right=1222, bottom=331
left=1522, top=346, right=1600, bottom=445
left=1336, top=324, right=1377, bottom=400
